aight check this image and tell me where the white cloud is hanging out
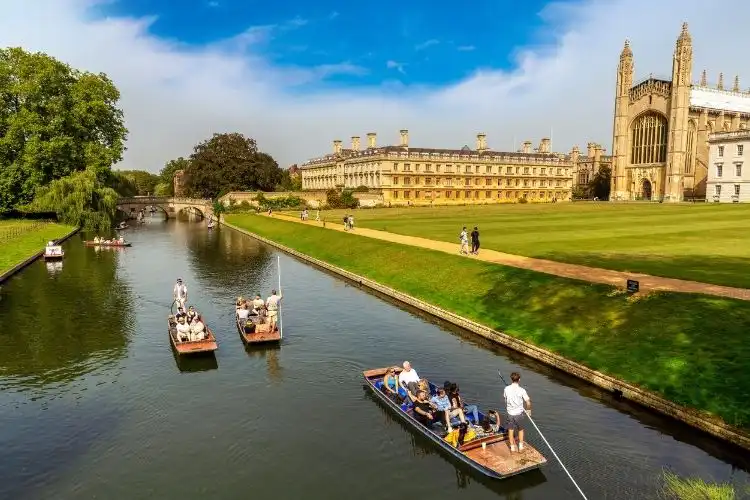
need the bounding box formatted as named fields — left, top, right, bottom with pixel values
left=457, top=45, right=475, bottom=52
left=386, top=60, right=407, bottom=75
left=415, top=39, right=439, bottom=51
left=1, top=0, right=750, bottom=170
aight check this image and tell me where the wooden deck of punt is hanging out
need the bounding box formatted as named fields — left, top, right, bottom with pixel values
left=362, top=367, right=546, bottom=480
left=84, top=241, right=132, bottom=247
left=235, top=314, right=281, bottom=345
left=167, top=319, right=218, bottom=355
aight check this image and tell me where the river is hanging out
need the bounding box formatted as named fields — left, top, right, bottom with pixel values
left=0, top=219, right=748, bottom=499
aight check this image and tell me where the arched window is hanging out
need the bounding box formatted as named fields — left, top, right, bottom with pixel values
left=685, top=120, right=696, bottom=174
left=630, top=112, right=668, bottom=164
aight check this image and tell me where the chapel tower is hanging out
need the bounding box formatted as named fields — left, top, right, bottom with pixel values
left=665, top=22, right=693, bottom=201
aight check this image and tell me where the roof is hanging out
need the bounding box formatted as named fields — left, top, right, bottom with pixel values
left=691, top=87, right=750, bottom=114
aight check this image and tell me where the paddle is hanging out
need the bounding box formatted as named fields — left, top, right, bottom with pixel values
left=498, top=371, right=588, bottom=500
left=277, top=255, right=283, bottom=339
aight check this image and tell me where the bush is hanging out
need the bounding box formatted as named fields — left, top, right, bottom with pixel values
left=326, top=189, right=359, bottom=209
left=518, top=197, right=529, bottom=204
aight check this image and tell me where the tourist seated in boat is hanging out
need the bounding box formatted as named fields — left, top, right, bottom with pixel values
left=237, top=302, right=250, bottom=321
left=118, top=236, right=125, bottom=244
left=381, top=366, right=404, bottom=404
left=93, top=236, right=100, bottom=243
left=431, top=386, right=466, bottom=432
left=398, top=361, right=421, bottom=401
left=412, top=390, right=439, bottom=427
left=444, top=422, right=477, bottom=448
left=479, top=410, right=502, bottom=434
left=251, top=294, right=265, bottom=316
left=448, top=382, right=479, bottom=424
left=186, top=305, right=198, bottom=324
left=175, top=306, right=187, bottom=321
left=47, top=241, right=54, bottom=246
left=236, top=296, right=244, bottom=312
left=190, top=315, right=206, bottom=341
left=175, top=316, right=191, bottom=342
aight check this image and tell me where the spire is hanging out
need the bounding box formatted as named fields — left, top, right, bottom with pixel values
left=677, top=22, right=691, bottom=44
left=700, top=69, right=707, bottom=86
left=718, top=73, right=724, bottom=90
left=733, top=75, right=740, bottom=92
left=620, top=39, right=632, bottom=58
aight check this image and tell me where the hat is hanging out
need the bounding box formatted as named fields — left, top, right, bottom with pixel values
left=176, top=278, right=182, bottom=282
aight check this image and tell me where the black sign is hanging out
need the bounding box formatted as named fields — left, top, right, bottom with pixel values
left=626, top=279, right=639, bottom=293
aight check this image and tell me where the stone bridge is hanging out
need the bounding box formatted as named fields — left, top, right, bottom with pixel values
left=116, top=197, right=214, bottom=219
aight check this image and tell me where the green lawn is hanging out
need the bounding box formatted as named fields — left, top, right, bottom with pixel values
left=0, top=220, right=76, bottom=275
left=297, top=203, right=750, bottom=289
left=228, top=213, right=750, bottom=432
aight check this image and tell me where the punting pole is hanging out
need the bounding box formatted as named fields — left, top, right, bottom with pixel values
left=498, top=371, right=588, bottom=500
left=277, top=255, right=283, bottom=339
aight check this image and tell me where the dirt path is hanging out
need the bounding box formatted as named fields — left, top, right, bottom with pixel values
left=267, top=214, right=750, bottom=301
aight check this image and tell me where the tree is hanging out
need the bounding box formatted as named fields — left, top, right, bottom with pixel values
left=117, top=170, right=159, bottom=195
left=277, top=167, right=302, bottom=191
left=21, top=169, right=119, bottom=231
left=181, top=133, right=283, bottom=199
left=589, top=165, right=612, bottom=200
left=158, top=157, right=190, bottom=195
left=0, top=47, right=127, bottom=212
left=108, top=171, right=138, bottom=197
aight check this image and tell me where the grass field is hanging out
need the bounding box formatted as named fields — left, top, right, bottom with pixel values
left=297, top=203, right=750, bottom=289
left=0, top=220, right=76, bottom=275
left=228, top=213, right=750, bottom=431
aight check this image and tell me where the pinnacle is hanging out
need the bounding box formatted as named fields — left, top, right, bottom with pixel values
left=678, top=22, right=691, bottom=43
left=620, top=39, right=632, bottom=57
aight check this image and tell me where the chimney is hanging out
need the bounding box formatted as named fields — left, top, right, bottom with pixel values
left=476, top=133, right=487, bottom=151
left=522, top=141, right=532, bottom=154
left=367, top=132, right=377, bottom=149
left=718, top=72, right=724, bottom=90
left=571, top=145, right=580, bottom=163
left=333, top=139, right=342, bottom=155
left=352, top=136, right=360, bottom=151
left=587, top=142, right=595, bottom=157
left=540, top=137, right=551, bottom=153
left=399, top=129, right=409, bottom=147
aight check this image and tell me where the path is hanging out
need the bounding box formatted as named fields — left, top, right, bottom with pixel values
left=268, top=214, right=750, bottom=302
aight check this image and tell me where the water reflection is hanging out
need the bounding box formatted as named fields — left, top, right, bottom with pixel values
left=0, top=234, right=133, bottom=391
left=45, top=260, right=63, bottom=275
left=173, top=350, right=218, bottom=373
left=244, top=345, right=283, bottom=383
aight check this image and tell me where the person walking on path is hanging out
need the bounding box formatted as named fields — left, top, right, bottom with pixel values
left=503, top=372, right=531, bottom=452
left=470, top=226, right=480, bottom=255
left=315, top=210, right=320, bottom=222
left=343, top=215, right=349, bottom=231
left=459, top=227, right=469, bottom=255
left=348, top=214, right=355, bottom=231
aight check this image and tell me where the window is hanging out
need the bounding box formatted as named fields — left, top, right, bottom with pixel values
left=404, top=191, right=410, bottom=199
left=393, top=163, right=399, bottom=171
left=415, top=190, right=420, bottom=198
left=474, top=191, right=479, bottom=199
left=393, top=176, right=399, bottom=185
left=631, top=112, right=668, bottom=164
left=464, top=178, right=470, bottom=186
left=393, top=191, right=399, bottom=198
left=436, top=165, right=441, bottom=172
left=533, top=168, right=537, bottom=174
left=465, top=166, right=471, bottom=173
left=541, top=168, right=546, bottom=175
left=524, top=167, right=530, bottom=174
left=404, top=163, right=411, bottom=171
left=475, top=166, right=480, bottom=173
left=475, top=178, right=481, bottom=185
left=464, top=190, right=470, bottom=198
left=486, top=178, right=492, bottom=186
left=736, top=164, right=742, bottom=177
left=717, top=165, right=723, bottom=178
left=734, top=184, right=741, bottom=196
left=718, top=146, right=724, bottom=157
left=506, top=167, right=512, bottom=174
left=485, top=165, right=492, bottom=174
left=738, top=145, right=744, bottom=156
left=557, top=168, right=562, bottom=175
left=425, top=164, right=432, bottom=172
left=485, top=191, right=491, bottom=198
left=515, top=167, right=520, bottom=174
left=715, top=184, right=721, bottom=195
left=446, top=165, right=453, bottom=173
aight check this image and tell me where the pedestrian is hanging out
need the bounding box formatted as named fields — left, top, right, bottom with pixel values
left=343, top=215, right=349, bottom=231
left=470, top=226, right=480, bottom=255
left=459, top=227, right=469, bottom=255
left=315, top=210, right=320, bottom=222
left=348, top=214, right=354, bottom=231
left=503, top=372, right=531, bottom=452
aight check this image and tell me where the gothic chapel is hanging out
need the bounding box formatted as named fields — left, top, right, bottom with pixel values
left=611, top=23, right=750, bottom=201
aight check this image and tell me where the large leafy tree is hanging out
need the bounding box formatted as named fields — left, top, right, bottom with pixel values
left=589, top=165, right=612, bottom=200
left=0, top=47, right=127, bottom=212
left=156, top=157, right=190, bottom=196
left=117, top=169, right=159, bottom=195
left=182, top=133, right=282, bottom=199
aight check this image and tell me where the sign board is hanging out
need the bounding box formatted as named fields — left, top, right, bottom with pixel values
left=626, top=279, right=639, bottom=293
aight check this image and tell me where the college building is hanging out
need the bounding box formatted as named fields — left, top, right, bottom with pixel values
left=611, top=23, right=750, bottom=202
left=706, top=130, right=750, bottom=202
left=299, top=130, right=610, bottom=205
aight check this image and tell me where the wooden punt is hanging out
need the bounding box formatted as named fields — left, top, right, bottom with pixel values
left=362, top=367, right=546, bottom=480
left=43, top=245, right=64, bottom=261
left=84, top=241, right=132, bottom=247
left=167, top=318, right=218, bottom=355
left=235, top=312, right=281, bottom=345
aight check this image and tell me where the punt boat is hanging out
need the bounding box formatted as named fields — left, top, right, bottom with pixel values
left=235, top=311, right=282, bottom=345
left=362, top=367, right=546, bottom=480
left=84, top=241, right=132, bottom=247
left=167, top=317, right=218, bottom=355
left=43, top=245, right=64, bottom=261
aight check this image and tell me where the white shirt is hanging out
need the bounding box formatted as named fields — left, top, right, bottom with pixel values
left=266, top=294, right=281, bottom=311
left=503, top=383, right=530, bottom=416
left=190, top=321, right=205, bottom=334
left=398, top=368, right=420, bottom=387
left=460, top=231, right=468, bottom=243
left=174, top=284, right=187, bottom=299
left=176, top=322, right=191, bottom=335
left=237, top=308, right=250, bottom=320
left=252, top=298, right=265, bottom=312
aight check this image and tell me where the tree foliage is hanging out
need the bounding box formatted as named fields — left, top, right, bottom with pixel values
left=181, top=133, right=283, bottom=199
left=117, top=169, right=159, bottom=195
left=158, top=157, right=190, bottom=196
left=0, top=47, right=127, bottom=212
left=277, top=168, right=302, bottom=191
left=326, top=189, right=359, bottom=209
left=590, top=165, right=612, bottom=200
left=21, top=169, right=119, bottom=231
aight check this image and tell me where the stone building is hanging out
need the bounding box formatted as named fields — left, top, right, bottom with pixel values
left=173, top=169, right=186, bottom=197
left=300, top=130, right=608, bottom=205
left=706, top=130, right=750, bottom=202
left=573, top=143, right=612, bottom=188
left=612, top=23, right=750, bottom=202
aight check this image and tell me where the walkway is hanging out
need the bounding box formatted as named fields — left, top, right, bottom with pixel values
left=267, top=214, right=750, bottom=301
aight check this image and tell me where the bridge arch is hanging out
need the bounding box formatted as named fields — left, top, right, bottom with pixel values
left=115, top=197, right=214, bottom=220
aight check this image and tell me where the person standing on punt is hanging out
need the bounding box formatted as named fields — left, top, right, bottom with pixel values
left=398, top=361, right=421, bottom=401
left=173, top=278, right=188, bottom=310
left=265, top=289, right=282, bottom=332
left=503, top=372, right=531, bottom=452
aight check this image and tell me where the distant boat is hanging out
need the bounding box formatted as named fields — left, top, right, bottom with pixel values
left=362, top=367, right=547, bottom=480
left=43, top=244, right=64, bottom=261
left=167, top=316, right=218, bottom=355
left=235, top=311, right=281, bottom=345
left=115, top=223, right=128, bottom=230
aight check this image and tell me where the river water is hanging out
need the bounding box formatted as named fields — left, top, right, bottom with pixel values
left=0, top=220, right=748, bottom=499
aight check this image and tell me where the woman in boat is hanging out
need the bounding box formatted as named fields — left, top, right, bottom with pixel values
left=186, top=306, right=198, bottom=324
left=448, top=383, right=479, bottom=424
left=175, top=316, right=191, bottom=342
left=190, top=315, right=206, bottom=341
left=237, top=302, right=250, bottom=321
left=381, top=367, right=402, bottom=403
left=479, top=410, right=502, bottom=435
left=93, top=236, right=100, bottom=243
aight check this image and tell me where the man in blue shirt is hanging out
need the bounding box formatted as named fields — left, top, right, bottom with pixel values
left=431, top=387, right=466, bottom=432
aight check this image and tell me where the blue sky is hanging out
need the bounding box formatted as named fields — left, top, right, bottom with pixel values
left=102, top=0, right=558, bottom=88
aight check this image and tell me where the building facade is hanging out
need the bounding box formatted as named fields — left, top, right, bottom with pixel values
left=612, top=23, right=750, bottom=202
left=706, top=130, right=750, bottom=202
left=173, top=169, right=186, bottom=197
left=300, top=130, right=609, bottom=205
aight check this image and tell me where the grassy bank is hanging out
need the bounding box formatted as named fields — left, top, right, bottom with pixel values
left=228, top=213, right=750, bottom=431
left=0, top=220, right=76, bottom=275
left=296, top=203, right=750, bottom=288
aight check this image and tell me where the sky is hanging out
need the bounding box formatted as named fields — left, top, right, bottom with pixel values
left=2, top=0, right=750, bottom=172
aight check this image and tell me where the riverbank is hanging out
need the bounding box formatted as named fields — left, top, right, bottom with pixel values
left=226, top=213, right=750, bottom=448
left=0, top=220, right=77, bottom=280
